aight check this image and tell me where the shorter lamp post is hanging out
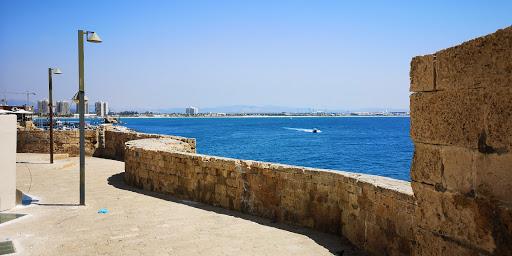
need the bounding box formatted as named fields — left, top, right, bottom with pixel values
left=48, top=67, right=62, bottom=164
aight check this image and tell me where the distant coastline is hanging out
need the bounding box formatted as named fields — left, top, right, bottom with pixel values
left=117, top=115, right=410, bottom=119
left=110, top=111, right=410, bottom=118
left=33, top=111, right=410, bottom=119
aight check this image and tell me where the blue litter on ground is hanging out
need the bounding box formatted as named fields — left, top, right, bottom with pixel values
left=21, top=195, right=38, bottom=205
left=97, top=208, right=109, bottom=214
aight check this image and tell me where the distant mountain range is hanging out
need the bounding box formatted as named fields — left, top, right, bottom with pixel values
left=2, top=99, right=408, bottom=114
left=151, top=105, right=408, bottom=114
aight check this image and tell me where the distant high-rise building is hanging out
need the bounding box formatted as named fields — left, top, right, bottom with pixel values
left=95, top=101, right=103, bottom=117
left=56, top=101, right=71, bottom=116
left=37, top=99, right=49, bottom=115
left=95, top=101, right=109, bottom=117
left=185, top=106, right=199, bottom=115
left=103, top=101, right=109, bottom=116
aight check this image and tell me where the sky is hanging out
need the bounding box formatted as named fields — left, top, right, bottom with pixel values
left=0, top=1, right=511, bottom=112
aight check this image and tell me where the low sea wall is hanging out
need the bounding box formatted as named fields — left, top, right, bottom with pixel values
left=124, top=138, right=415, bottom=256
left=16, top=125, right=196, bottom=159
left=17, top=129, right=98, bottom=156
left=101, top=128, right=196, bottom=160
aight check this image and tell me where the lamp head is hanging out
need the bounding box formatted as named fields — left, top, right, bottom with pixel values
left=52, top=68, right=62, bottom=74
left=72, top=92, right=79, bottom=104
left=87, top=32, right=102, bottom=43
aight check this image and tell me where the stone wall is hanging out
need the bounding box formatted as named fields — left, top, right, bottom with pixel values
left=125, top=138, right=415, bottom=255
left=100, top=128, right=196, bottom=160
left=17, top=129, right=98, bottom=156
left=16, top=125, right=196, bottom=160
left=410, top=26, right=512, bottom=255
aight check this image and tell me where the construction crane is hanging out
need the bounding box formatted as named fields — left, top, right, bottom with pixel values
left=1, top=91, right=37, bottom=106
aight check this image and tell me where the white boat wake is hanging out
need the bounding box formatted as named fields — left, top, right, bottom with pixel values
left=283, top=127, right=322, bottom=133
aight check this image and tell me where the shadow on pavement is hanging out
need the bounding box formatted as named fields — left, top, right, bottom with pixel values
left=17, top=161, right=52, bottom=165
left=107, top=172, right=365, bottom=256
left=33, top=203, right=81, bottom=207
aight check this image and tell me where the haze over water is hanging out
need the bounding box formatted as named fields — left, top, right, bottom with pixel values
left=121, top=116, right=412, bottom=181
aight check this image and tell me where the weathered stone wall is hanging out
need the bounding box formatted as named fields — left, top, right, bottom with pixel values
left=125, top=138, right=415, bottom=255
left=16, top=125, right=196, bottom=160
left=17, top=129, right=98, bottom=156
left=101, top=128, right=196, bottom=160
left=410, top=26, right=512, bottom=255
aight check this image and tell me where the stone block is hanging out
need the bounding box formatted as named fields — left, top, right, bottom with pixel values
left=412, top=182, right=496, bottom=253
left=410, top=90, right=484, bottom=148
left=493, top=204, right=512, bottom=254
left=341, top=210, right=366, bottom=249
left=365, top=221, right=413, bottom=256
left=411, top=87, right=512, bottom=151
left=364, top=222, right=389, bottom=255
left=440, top=146, right=475, bottom=194
left=214, top=184, right=226, bottom=196
left=436, top=26, right=512, bottom=91
left=413, top=228, right=476, bottom=256
left=225, top=178, right=238, bottom=188
left=410, top=143, right=442, bottom=185
left=484, top=87, right=512, bottom=151
left=475, top=152, right=512, bottom=203
left=410, top=54, right=435, bottom=92
left=395, top=207, right=415, bottom=239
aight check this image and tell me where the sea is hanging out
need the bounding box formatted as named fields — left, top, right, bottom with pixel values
left=120, top=117, right=413, bottom=181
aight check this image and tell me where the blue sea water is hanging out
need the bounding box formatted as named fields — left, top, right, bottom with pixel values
left=120, top=117, right=413, bottom=181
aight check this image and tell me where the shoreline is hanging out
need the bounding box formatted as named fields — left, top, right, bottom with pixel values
left=113, top=115, right=410, bottom=119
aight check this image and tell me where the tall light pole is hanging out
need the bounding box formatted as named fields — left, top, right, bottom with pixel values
left=78, top=30, right=102, bottom=205
left=48, top=67, right=62, bottom=164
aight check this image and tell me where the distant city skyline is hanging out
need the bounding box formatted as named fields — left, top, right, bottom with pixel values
left=1, top=1, right=511, bottom=111
left=8, top=98, right=407, bottom=114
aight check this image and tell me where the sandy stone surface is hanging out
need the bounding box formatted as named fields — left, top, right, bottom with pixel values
left=0, top=153, right=363, bottom=256
left=409, top=26, right=512, bottom=254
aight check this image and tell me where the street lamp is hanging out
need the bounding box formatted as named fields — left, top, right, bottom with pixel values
left=48, top=67, right=62, bottom=164
left=78, top=30, right=102, bottom=205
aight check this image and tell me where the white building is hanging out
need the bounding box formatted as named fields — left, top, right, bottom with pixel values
left=0, top=115, right=16, bottom=210
left=37, top=99, right=49, bottom=115
left=185, top=106, right=199, bottom=115
left=95, top=101, right=109, bottom=117
left=56, top=101, right=71, bottom=116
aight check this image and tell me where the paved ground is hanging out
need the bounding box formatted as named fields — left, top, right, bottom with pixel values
left=0, top=153, right=363, bottom=256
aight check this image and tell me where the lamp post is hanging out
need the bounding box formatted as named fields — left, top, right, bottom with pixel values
left=48, top=67, right=62, bottom=164
left=78, top=30, right=102, bottom=205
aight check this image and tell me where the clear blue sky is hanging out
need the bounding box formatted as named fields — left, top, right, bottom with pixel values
left=0, top=1, right=510, bottom=112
